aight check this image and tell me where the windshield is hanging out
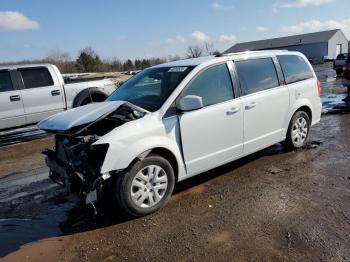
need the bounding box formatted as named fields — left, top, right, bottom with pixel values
left=107, top=66, right=194, bottom=112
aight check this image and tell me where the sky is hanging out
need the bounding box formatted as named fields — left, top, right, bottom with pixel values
left=0, top=0, right=349, bottom=62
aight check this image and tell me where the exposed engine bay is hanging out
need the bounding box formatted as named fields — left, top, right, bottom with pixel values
left=40, top=102, right=146, bottom=204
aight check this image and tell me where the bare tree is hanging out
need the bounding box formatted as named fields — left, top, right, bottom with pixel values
left=168, top=55, right=182, bottom=61
left=203, top=42, right=214, bottom=55
left=45, top=49, right=75, bottom=73
left=46, top=49, right=71, bottom=63
left=187, top=46, right=203, bottom=58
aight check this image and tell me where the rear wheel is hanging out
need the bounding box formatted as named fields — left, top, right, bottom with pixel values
left=115, top=154, right=175, bottom=217
left=283, top=111, right=310, bottom=150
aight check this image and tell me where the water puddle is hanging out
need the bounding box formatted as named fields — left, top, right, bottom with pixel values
left=0, top=169, right=77, bottom=257
left=321, top=93, right=349, bottom=114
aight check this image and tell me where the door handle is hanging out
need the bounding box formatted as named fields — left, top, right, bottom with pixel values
left=245, top=102, right=257, bottom=110
left=226, top=107, right=240, bottom=115
left=9, top=95, right=21, bottom=102
left=51, top=90, right=61, bottom=96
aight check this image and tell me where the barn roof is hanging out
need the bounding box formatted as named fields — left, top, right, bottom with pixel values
left=224, top=29, right=343, bottom=53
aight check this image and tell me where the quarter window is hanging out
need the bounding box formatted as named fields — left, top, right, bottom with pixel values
left=0, top=71, right=14, bottom=92
left=181, top=64, right=234, bottom=107
left=277, top=55, right=314, bottom=84
left=19, top=68, right=54, bottom=89
left=235, top=58, right=279, bottom=95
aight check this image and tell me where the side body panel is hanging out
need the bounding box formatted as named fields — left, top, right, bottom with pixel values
left=94, top=115, right=187, bottom=180
left=240, top=86, right=290, bottom=154
left=179, top=99, right=244, bottom=176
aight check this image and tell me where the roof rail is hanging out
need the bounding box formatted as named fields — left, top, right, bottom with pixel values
left=218, top=50, right=288, bottom=57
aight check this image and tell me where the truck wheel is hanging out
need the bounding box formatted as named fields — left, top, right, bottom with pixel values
left=283, top=111, right=310, bottom=150
left=115, top=154, right=175, bottom=217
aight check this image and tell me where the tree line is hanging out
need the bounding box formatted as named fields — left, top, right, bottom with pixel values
left=0, top=44, right=220, bottom=74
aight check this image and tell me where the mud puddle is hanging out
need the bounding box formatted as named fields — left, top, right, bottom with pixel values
left=321, top=93, right=350, bottom=114
left=0, top=169, right=78, bottom=257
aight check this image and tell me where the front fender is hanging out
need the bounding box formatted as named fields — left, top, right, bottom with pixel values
left=98, top=135, right=186, bottom=180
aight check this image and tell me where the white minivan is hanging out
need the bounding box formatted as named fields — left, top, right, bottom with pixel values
left=39, top=51, right=322, bottom=216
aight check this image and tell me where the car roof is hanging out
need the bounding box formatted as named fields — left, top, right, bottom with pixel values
left=0, top=63, right=53, bottom=71
left=152, top=50, right=303, bottom=68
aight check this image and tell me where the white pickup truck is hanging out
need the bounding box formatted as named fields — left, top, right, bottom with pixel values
left=0, top=64, right=117, bottom=130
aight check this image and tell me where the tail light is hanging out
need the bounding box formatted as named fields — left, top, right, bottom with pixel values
left=317, top=80, right=321, bottom=96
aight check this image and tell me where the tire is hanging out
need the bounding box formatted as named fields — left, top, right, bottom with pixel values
left=283, top=111, right=310, bottom=150
left=336, top=69, right=342, bottom=76
left=115, top=154, right=175, bottom=217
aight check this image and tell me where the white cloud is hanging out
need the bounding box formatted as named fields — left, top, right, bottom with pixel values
left=256, top=26, right=268, bottom=32
left=166, top=35, right=186, bottom=45
left=219, top=34, right=237, bottom=42
left=212, top=2, right=225, bottom=10
left=211, top=1, right=234, bottom=10
left=190, top=31, right=210, bottom=43
left=0, top=11, right=39, bottom=30
left=281, top=18, right=350, bottom=38
left=273, top=0, right=333, bottom=11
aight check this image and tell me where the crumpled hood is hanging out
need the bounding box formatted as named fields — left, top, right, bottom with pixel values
left=38, top=101, right=126, bottom=132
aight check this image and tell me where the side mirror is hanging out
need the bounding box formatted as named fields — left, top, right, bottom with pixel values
left=177, top=95, right=203, bottom=112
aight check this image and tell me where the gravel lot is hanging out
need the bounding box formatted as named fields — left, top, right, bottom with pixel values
left=0, top=63, right=349, bottom=262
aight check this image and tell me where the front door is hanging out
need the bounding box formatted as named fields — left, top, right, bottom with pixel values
left=234, top=57, right=289, bottom=154
left=178, top=63, right=244, bottom=176
left=17, top=67, right=65, bottom=124
left=0, top=70, right=26, bottom=130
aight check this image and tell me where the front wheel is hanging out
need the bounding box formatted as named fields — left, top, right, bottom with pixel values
left=283, top=111, right=310, bottom=150
left=115, top=154, right=175, bottom=217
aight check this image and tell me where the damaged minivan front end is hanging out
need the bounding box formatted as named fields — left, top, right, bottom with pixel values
left=38, top=101, right=147, bottom=206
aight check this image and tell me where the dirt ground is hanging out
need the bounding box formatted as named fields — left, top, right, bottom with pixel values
left=0, top=136, right=52, bottom=177
left=0, top=63, right=350, bottom=261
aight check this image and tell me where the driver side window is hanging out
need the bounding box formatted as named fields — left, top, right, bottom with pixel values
left=181, top=64, right=234, bottom=107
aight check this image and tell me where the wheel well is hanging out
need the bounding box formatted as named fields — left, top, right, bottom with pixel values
left=149, top=148, right=179, bottom=182
left=296, top=106, right=312, bottom=123
left=81, top=92, right=107, bottom=105
left=73, top=88, right=108, bottom=107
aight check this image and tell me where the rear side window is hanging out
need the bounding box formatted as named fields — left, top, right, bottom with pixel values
left=19, top=68, right=54, bottom=89
left=235, top=58, right=279, bottom=95
left=0, top=71, right=14, bottom=92
left=181, top=64, right=234, bottom=107
left=277, top=55, right=314, bottom=85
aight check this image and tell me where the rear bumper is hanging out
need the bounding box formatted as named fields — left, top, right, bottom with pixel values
left=312, top=102, right=322, bottom=126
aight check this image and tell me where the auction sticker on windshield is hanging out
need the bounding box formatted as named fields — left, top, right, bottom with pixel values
left=168, top=67, right=188, bottom=72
